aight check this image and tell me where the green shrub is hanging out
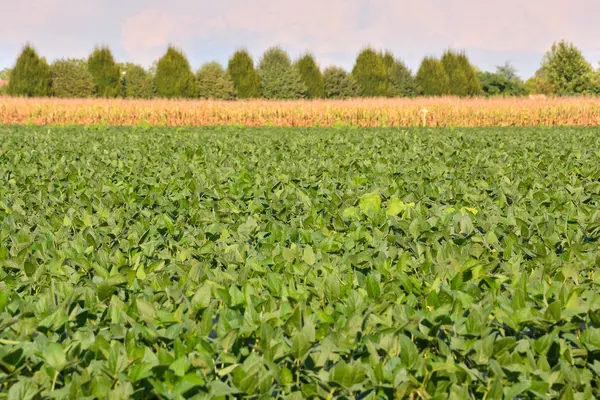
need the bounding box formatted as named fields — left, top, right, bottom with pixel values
left=120, top=63, right=155, bottom=99
left=415, top=57, right=450, bottom=96
left=50, top=59, right=95, bottom=98
left=87, top=47, right=122, bottom=98
left=196, top=62, right=235, bottom=100
left=352, top=48, right=387, bottom=97
left=227, top=49, right=260, bottom=99
left=441, top=50, right=481, bottom=96
left=382, top=51, right=416, bottom=97
left=323, top=66, right=359, bottom=99
left=258, top=46, right=307, bottom=99
left=154, top=46, right=196, bottom=99
left=7, top=45, right=51, bottom=97
left=295, top=54, right=324, bottom=99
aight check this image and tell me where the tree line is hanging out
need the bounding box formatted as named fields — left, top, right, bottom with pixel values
left=0, top=40, right=598, bottom=99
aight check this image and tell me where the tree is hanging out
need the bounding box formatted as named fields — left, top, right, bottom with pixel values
left=7, top=45, right=51, bottom=97
left=592, top=63, right=600, bottom=95
left=352, top=48, right=387, bottom=97
left=50, top=59, right=95, bottom=98
left=541, top=40, right=594, bottom=95
left=323, top=66, right=359, bottom=99
left=456, top=52, right=482, bottom=96
left=154, top=46, right=196, bottom=99
left=381, top=51, right=416, bottom=97
left=478, top=62, right=526, bottom=96
left=196, top=62, right=235, bottom=100
left=227, top=49, right=260, bottom=99
left=525, top=67, right=553, bottom=95
left=257, top=46, right=307, bottom=99
left=440, top=50, right=481, bottom=96
left=87, top=47, right=122, bottom=98
left=415, top=57, right=450, bottom=96
left=120, top=63, right=154, bottom=99
left=295, top=53, right=324, bottom=99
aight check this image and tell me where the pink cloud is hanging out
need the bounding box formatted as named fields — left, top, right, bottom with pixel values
left=120, top=0, right=600, bottom=65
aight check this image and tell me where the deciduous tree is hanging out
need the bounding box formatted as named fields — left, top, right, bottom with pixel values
left=120, top=63, right=155, bottom=99
left=51, top=59, right=95, bottom=98
left=541, top=40, right=594, bottom=95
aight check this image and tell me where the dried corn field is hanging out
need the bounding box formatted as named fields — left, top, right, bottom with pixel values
left=1, top=96, right=600, bottom=127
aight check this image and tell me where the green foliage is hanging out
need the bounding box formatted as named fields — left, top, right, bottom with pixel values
left=479, top=62, right=527, bottom=96
left=295, top=53, right=325, bottom=99
left=2, top=125, right=600, bottom=398
left=352, top=48, right=387, bottom=97
left=227, top=49, right=260, bottom=99
left=87, top=47, right=122, bottom=98
left=0, top=68, right=10, bottom=80
left=50, top=59, right=95, bottom=98
left=591, top=64, right=600, bottom=95
left=0, top=69, right=9, bottom=95
left=196, top=62, right=236, bottom=100
left=7, top=45, right=51, bottom=97
left=323, top=66, right=359, bottom=99
left=154, top=46, right=197, bottom=99
left=440, top=50, right=481, bottom=96
left=382, top=51, right=417, bottom=97
left=120, top=63, right=155, bottom=99
left=415, top=56, right=450, bottom=96
left=525, top=68, right=554, bottom=95
left=258, top=46, right=307, bottom=100
left=541, top=40, right=594, bottom=95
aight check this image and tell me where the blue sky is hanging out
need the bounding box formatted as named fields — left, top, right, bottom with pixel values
left=1, top=0, right=599, bottom=79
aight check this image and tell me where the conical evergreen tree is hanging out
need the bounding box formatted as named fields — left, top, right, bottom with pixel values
left=441, top=50, right=481, bottom=96
left=352, top=48, right=387, bottom=97
left=323, top=66, right=359, bottom=99
left=295, top=53, right=324, bottom=99
left=8, top=45, right=51, bottom=97
left=416, top=56, right=450, bottom=96
left=196, top=62, right=236, bottom=100
left=258, top=46, right=307, bottom=99
left=87, top=47, right=122, bottom=98
left=227, top=49, right=260, bottom=99
left=456, top=52, right=482, bottom=96
left=381, top=51, right=417, bottom=97
left=154, top=46, right=196, bottom=99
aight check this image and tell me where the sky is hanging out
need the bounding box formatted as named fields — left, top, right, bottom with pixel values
left=1, top=0, right=600, bottom=79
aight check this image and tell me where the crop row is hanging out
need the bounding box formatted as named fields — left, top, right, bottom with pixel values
left=1, top=97, right=600, bottom=127
left=1, top=126, right=600, bottom=398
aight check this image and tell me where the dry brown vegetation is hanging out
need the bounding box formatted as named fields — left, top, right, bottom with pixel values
left=1, top=96, right=600, bottom=127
